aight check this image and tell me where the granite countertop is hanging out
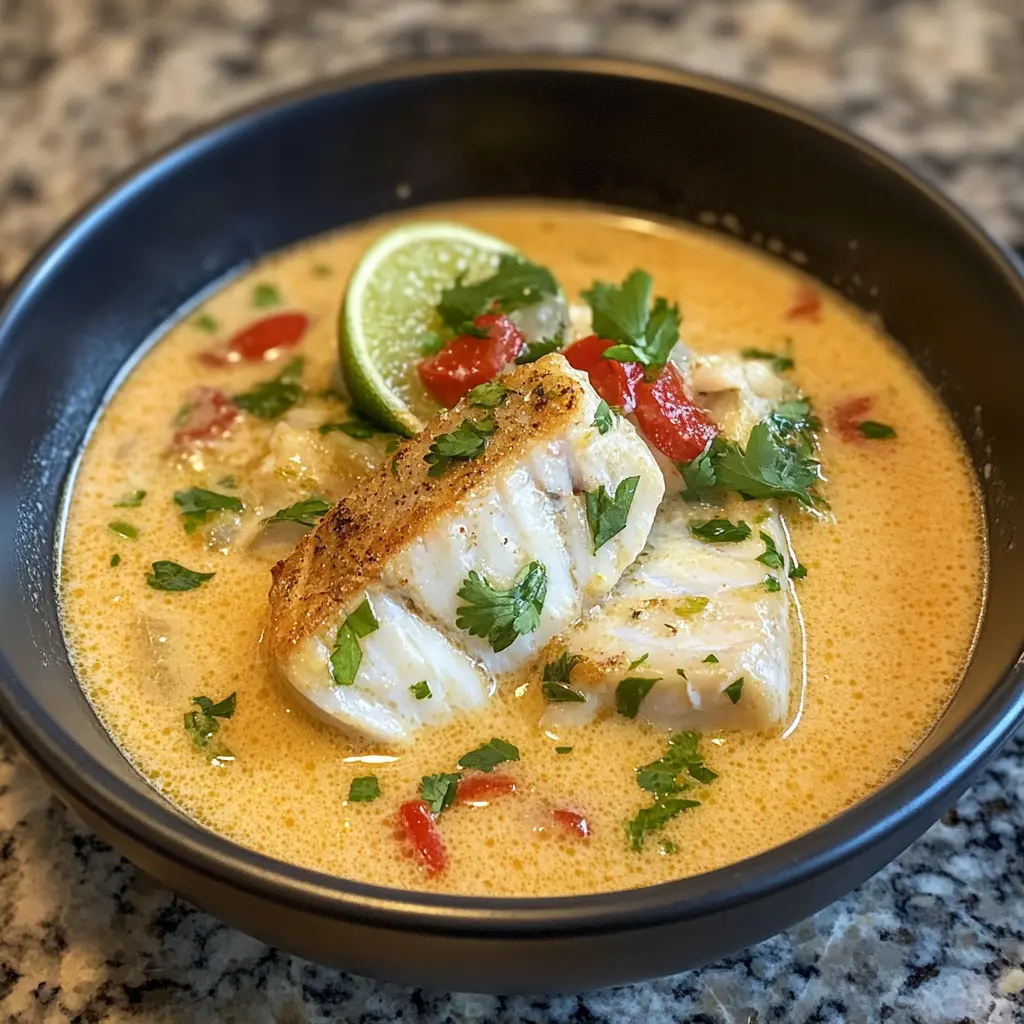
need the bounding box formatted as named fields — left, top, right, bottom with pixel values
left=1, top=1, right=1023, bottom=1021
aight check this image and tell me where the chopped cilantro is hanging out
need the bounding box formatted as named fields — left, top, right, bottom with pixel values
left=674, top=596, right=709, bottom=617
left=173, top=487, right=243, bottom=534
left=661, top=840, right=678, bottom=855
left=628, top=653, right=649, bottom=670
left=419, top=331, right=446, bottom=356
left=437, top=254, right=558, bottom=332
left=424, top=416, right=496, bottom=477
left=233, top=357, right=304, bottom=419
left=319, top=414, right=381, bottom=439
left=192, top=313, right=219, bottom=333
left=455, top=561, right=547, bottom=653
left=253, top=283, right=281, bottom=307
left=756, top=530, right=785, bottom=570
left=110, top=553, right=121, bottom=567
left=264, top=497, right=332, bottom=528
left=541, top=651, right=586, bottom=703
left=583, top=270, right=680, bottom=374
left=421, top=773, right=462, bottom=814
left=555, top=746, right=574, bottom=754
left=108, top=520, right=138, bottom=540
left=764, top=574, right=782, bottom=593
left=858, top=420, right=897, bottom=440
left=741, top=346, right=794, bottom=373
left=329, top=598, right=379, bottom=687
left=458, top=737, right=520, bottom=773
left=384, top=436, right=400, bottom=454
left=147, top=560, right=215, bottom=592
left=410, top=680, right=432, bottom=700
left=184, top=692, right=236, bottom=760
left=676, top=668, right=688, bottom=680
left=515, top=337, right=562, bottom=364
left=585, top=476, right=640, bottom=553
left=348, top=775, right=381, bottom=802
left=390, top=454, right=400, bottom=478
left=593, top=400, right=614, bottom=435
left=467, top=380, right=509, bottom=408
left=690, top=518, right=751, bottom=543
left=626, top=798, right=700, bottom=852
left=724, top=677, right=744, bottom=704
left=790, top=563, right=808, bottom=580
left=616, top=676, right=658, bottom=719
left=114, top=489, right=146, bottom=508
left=703, top=654, right=719, bottom=664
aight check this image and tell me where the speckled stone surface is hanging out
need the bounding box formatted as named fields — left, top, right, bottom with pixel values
left=1, top=2, right=1023, bottom=1021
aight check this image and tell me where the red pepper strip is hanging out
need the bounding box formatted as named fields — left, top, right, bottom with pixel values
left=563, top=335, right=644, bottom=414
left=198, top=312, right=311, bottom=367
left=786, top=284, right=823, bottom=322
left=398, top=799, right=448, bottom=874
left=552, top=808, right=590, bottom=839
left=633, top=362, right=718, bottom=463
left=418, top=314, right=526, bottom=407
left=833, top=395, right=875, bottom=442
left=171, top=387, right=239, bottom=448
left=455, top=773, right=517, bottom=806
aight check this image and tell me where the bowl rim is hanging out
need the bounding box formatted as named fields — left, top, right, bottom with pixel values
left=2, top=54, right=1024, bottom=939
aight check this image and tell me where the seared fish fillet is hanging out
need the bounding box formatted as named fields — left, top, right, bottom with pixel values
left=268, top=354, right=664, bottom=743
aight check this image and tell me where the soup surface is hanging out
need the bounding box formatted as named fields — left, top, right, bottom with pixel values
left=60, top=203, right=984, bottom=896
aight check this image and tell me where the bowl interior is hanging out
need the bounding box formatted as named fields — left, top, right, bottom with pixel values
left=1, top=60, right=1023, bottom=912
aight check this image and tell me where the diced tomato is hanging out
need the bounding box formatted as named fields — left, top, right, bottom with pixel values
left=418, top=314, right=526, bottom=407
left=833, top=395, right=874, bottom=442
left=633, top=363, right=718, bottom=463
left=563, top=335, right=644, bottom=414
left=397, top=799, right=447, bottom=875
left=198, top=312, right=310, bottom=367
left=171, top=387, right=239, bottom=447
left=455, top=773, right=517, bottom=806
left=552, top=808, right=590, bottom=839
left=786, top=284, right=823, bottom=322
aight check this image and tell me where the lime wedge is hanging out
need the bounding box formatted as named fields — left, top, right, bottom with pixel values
left=339, top=221, right=516, bottom=436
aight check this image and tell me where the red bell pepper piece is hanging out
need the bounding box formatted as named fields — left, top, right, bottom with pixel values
left=397, top=799, right=448, bottom=875
left=198, top=312, right=310, bottom=367
left=171, top=387, right=239, bottom=447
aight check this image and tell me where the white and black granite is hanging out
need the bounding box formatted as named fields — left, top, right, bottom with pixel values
left=1, top=1, right=1023, bottom=1021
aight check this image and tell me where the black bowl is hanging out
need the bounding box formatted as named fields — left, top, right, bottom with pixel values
left=1, top=57, right=1023, bottom=995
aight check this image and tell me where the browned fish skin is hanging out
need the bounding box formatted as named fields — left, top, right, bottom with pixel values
left=267, top=356, right=583, bottom=661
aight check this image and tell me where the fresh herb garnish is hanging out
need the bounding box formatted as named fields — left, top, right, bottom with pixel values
left=253, top=283, right=281, bottom=307
left=419, top=331, right=446, bottom=356
left=515, top=337, right=562, bottom=364
left=114, top=489, right=146, bottom=508
left=390, top=454, right=400, bottom=478
left=679, top=444, right=718, bottom=502
left=421, top=773, right=462, bottom=814
left=193, top=313, right=219, bottom=333
left=147, top=560, right=215, bottom=592
left=628, top=653, right=649, bottom=670
left=348, top=775, right=381, bottom=802
left=108, top=520, right=138, bottom=540
left=583, top=270, right=680, bottom=374
left=424, top=416, right=496, bottom=477
left=626, top=798, right=700, bottom=852
left=703, top=654, right=719, bottom=664
left=217, top=476, right=238, bottom=488
left=110, top=553, right=121, bottom=567
left=467, top=380, right=509, bottom=408
left=410, top=680, right=432, bottom=700
left=183, top=692, right=236, bottom=760
left=173, top=487, right=243, bottom=534
left=264, top=496, right=332, bottom=528
left=674, top=596, right=709, bottom=617
left=585, top=476, right=640, bottom=554
left=756, top=530, right=785, bottom=569
left=724, top=677, right=744, bottom=704
left=329, top=598, right=379, bottom=687
left=689, top=518, right=751, bottom=543
left=555, top=746, right=574, bottom=754
left=790, top=563, right=808, bottom=580
left=437, top=254, right=558, bottom=333
left=616, top=676, right=658, bottom=719
left=458, top=737, right=520, bottom=773
left=318, top=413, right=382, bottom=439
left=741, top=346, right=794, bottom=373
left=541, top=651, right=586, bottom=703
left=593, top=400, right=614, bottom=435
left=456, top=561, right=547, bottom=653
left=858, top=420, right=897, bottom=440
left=233, top=357, right=304, bottom=419
left=764, top=574, right=782, bottom=593
left=676, top=668, right=688, bottom=680
left=661, top=840, right=678, bottom=855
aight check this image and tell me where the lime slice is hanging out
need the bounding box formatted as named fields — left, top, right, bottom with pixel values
left=339, top=221, right=516, bottom=436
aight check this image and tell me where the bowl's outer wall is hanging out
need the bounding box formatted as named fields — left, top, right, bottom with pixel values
left=0, top=62, right=1022, bottom=992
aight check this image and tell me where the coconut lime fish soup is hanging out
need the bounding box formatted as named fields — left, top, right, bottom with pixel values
left=60, top=203, right=984, bottom=896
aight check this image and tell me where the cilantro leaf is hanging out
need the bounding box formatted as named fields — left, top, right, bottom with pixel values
left=110, top=554, right=121, bottom=567
left=114, top=489, right=146, bottom=508
left=264, top=496, right=332, bottom=528
left=585, top=476, right=640, bottom=553
left=628, top=653, right=649, bottom=670
left=515, top=337, right=562, bottom=364
left=616, top=676, right=658, bottom=719
left=421, top=772, right=462, bottom=814
left=679, top=444, right=718, bottom=502
left=593, top=400, right=614, bottom=435
left=741, top=346, right=794, bottom=373
left=713, top=422, right=819, bottom=504
left=467, top=380, right=509, bottom=408
left=184, top=692, right=236, bottom=760
left=419, top=331, right=446, bottom=356
left=318, top=414, right=382, bottom=439
left=348, top=775, right=381, bottom=802
left=108, top=520, right=138, bottom=540
left=756, top=530, right=785, bottom=569
left=690, top=518, right=751, bottom=543
left=456, top=561, right=547, bottom=653
left=193, top=693, right=236, bottom=718
left=859, top=420, right=897, bottom=440
left=555, top=746, right=574, bottom=754
left=437, top=254, right=558, bottom=331
left=174, top=487, right=243, bottom=534
left=234, top=357, right=304, bottom=419
left=458, top=737, right=520, bottom=773
left=424, top=416, right=496, bottom=477
left=253, top=283, right=281, bottom=307
left=147, top=560, right=215, bottom=592
left=329, top=598, right=379, bottom=686
left=192, top=313, right=219, bottom=333
left=724, top=677, right=744, bottom=704
left=790, top=563, right=808, bottom=580
left=410, top=680, right=432, bottom=700
left=541, top=651, right=586, bottom=703
left=764, top=574, right=782, bottom=593
left=626, top=797, right=701, bottom=852
left=703, top=654, right=719, bottom=664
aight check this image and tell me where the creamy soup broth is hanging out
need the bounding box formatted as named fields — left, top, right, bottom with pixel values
left=60, top=203, right=984, bottom=896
